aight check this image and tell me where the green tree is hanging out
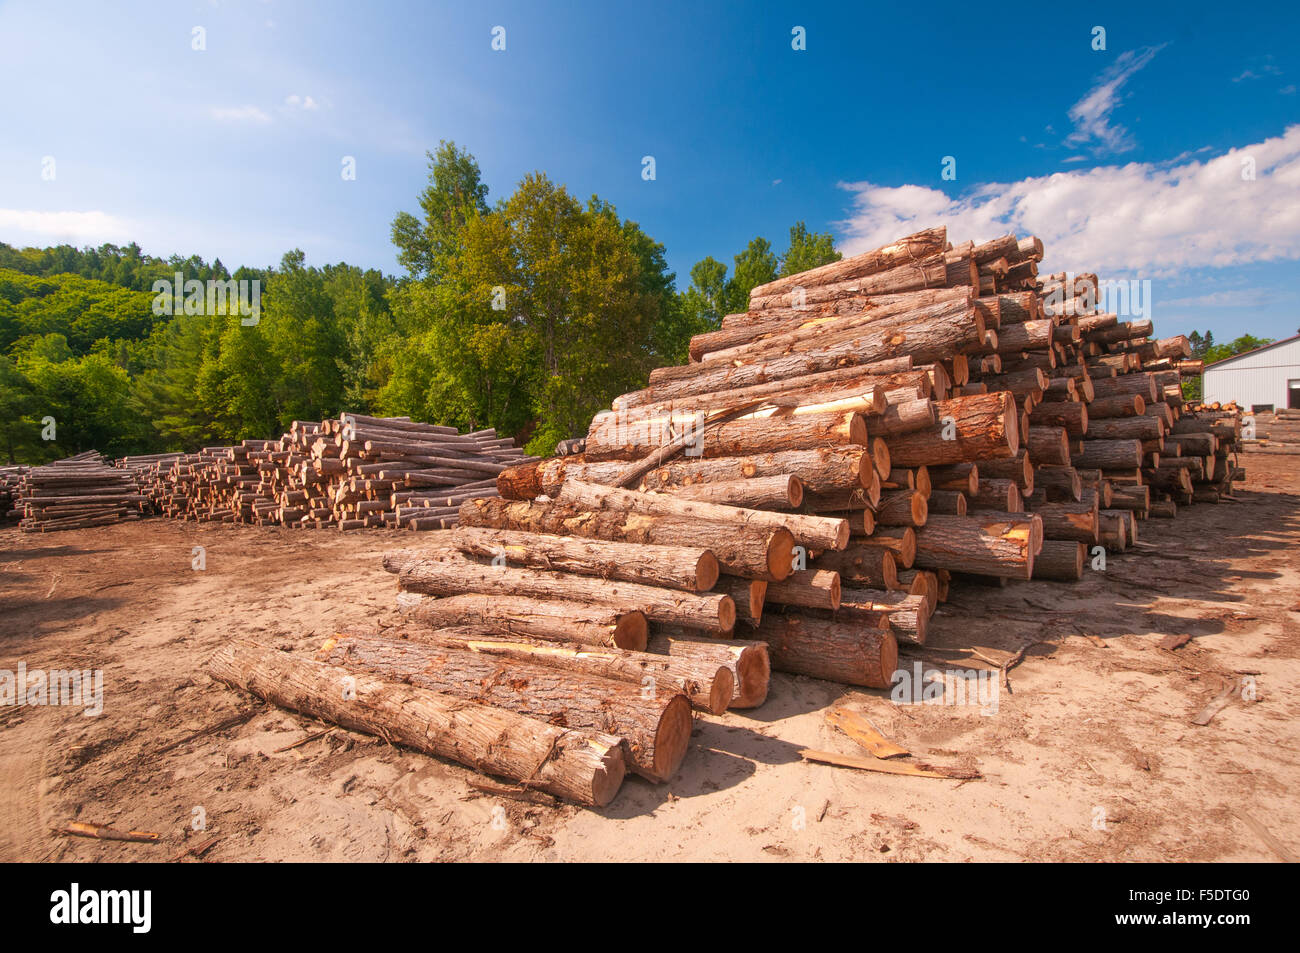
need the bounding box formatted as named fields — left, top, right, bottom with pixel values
left=780, top=221, right=840, bottom=277
left=391, top=141, right=490, bottom=280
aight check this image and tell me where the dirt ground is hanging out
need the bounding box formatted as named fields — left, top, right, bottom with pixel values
left=2, top=455, right=1297, bottom=863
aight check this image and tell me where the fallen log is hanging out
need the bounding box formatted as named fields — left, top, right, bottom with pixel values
left=208, top=642, right=626, bottom=807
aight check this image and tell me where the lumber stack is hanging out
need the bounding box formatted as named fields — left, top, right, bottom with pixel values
left=491, top=226, right=1242, bottom=652
left=1242, top=409, right=1300, bottom=454
left=133, top=414, right=535, bottom=530
left=16, top=452, right=146, bottom=532
left=0, top=465, right=28, bottom=521
left=205, top=226, right=1254, bottom=805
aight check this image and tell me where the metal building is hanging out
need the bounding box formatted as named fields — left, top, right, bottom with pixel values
left=1202, top=334, right=1300, bottom=411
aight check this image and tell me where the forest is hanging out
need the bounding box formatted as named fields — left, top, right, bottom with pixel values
left=0, top=142, right=840, bottom=464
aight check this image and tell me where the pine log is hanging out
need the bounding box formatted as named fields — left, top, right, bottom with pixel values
left=914, top=513, right=1042, bottom=579
left=394, top=592, right=649, bottom=650
left=319, top=635, right=691, bottom=782
left=809, top=543, right=900, bottom=588
left=1072, top=439, right=1143, bottom=470
left=556, top=480, right=849, bottom=551
left=385, top=550, right=736, bottom=634
left=458, top=496, right=794, bottom=581
left=754, top=613, right=897, bottom=688
left=661, top=474, right=803, bottom=509
left=441, top=526, right=718, bottom=592
left=1030, top=500, right=1100, bottom=543
left=208, top=642, right=625, bottom=807
left=646, top=633, right=771, bottom=708
left=883, top=392, right=1018, bottom=466
left=387, top=627, right=733, bottom=715
left=745, top=227, right=947, bottom=301
left=1031, top=540, right=1086, bottom=581
left=764, top=569, right=841, bottom=610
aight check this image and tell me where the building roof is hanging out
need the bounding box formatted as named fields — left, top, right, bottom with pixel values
left=1203, top=333, right=1300, bottom=370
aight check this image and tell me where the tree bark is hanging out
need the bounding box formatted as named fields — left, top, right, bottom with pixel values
left=459, top=496, right=794, bottom=581
left=208, top=641, right=626, bottom=806
left=556, top=479, right=850, bottom=552
left=385, top=549, right=736, bottom=634
left=394, top=592, right=649, bottom=650
left=646, top=633, right=771, bottom=708
left=883, top=392, right=1018, bottom=466
left=754, top=613, right=898, bottom=687
left=389, top=627, right=733, bottom=715
left=437, top=526, right=719, bottom=592
left=318, top=634, right=692, bottom=782
left=913, top=513, right=1042, bottom=579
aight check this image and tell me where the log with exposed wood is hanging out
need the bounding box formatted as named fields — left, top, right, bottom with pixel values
left=647, top=632, right=771, bottom=708
left=440, top=526, right=719, bottom=592
left=458, top=495, right=795, bottom=581
left=208, top=641, right=626, bottom=806
left=556, top=480, right=850, bottom=552
left=754, top=613, right=898, bottom=688
left=375, top=626, right=733, bottom=715
left=394, top=591, right=649, bottom=650
left=384, top=549, right=736, bottom=634
left=318, top=634, right=693, bottom=782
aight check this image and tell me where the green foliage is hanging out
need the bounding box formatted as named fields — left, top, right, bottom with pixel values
left=779, top=222, right=840, bottom=277
left=381, top=169, right=677, bottom=455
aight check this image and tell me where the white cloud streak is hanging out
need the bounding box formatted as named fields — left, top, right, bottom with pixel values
left=210, top=105, right=272, bottom=123
left=836, top=125, right=1300, bottom=277
left=1066, top=45, right=1166, bottom=154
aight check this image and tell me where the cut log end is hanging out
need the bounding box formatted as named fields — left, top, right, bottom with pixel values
left=650, top=694, right=695, bottom=781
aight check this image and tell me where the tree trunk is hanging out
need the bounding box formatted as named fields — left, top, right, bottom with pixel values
left=385, top=550, right=736, bottom=634
left=913, top=513, right=1041, bottom=579
left=809, top=543, right=900, bottom=588
left=394, top=592, right=648, bottom=650
left=208, top=642, right=626, bottom=807
left=583, top=410, right=867, bottom=462
left=459, top=496, right=795, bottom=581
left=390, top=627, right=733, bottom=715
left=556, top=480, right=850, bottom=552
left=659, top=474, right=803, bottom=509
left=764, top=569, right=842, bottom=610
left=646, top=633, right=771, bottom=708
left=1031, top=540, right=1086, bottom=581
left=442, top=526, right=718, bottom=592
left=318, top=634, right=693, bottom=782
left=883, top=392, right=1018, bottom=466
left=754, top=613, right=898, bottom=688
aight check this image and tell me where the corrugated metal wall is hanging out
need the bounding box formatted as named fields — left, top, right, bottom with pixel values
left=1202, top=338, right=1300, bottom=409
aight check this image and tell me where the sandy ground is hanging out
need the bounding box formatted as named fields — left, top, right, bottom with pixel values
left=1, top=456, right=1297, bottom=863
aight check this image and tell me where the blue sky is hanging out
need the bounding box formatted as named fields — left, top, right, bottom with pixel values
left=1, top=0, right=1298, bottom=342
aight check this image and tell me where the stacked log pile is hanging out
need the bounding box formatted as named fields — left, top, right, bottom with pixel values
left=16, top=452, right=146, bottom=532
left=0, top=465, right=28, bottom=521
left=1243, top=409, right=1300, bottom=454
left=206, top=225, right=1250, bottom=806
left=134, top=414, right=533, bottom=530
left=487, top=225, right=1242, bottom=662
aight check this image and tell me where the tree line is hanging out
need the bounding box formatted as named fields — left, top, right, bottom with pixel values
left=0, top=141, right=839, bottom=464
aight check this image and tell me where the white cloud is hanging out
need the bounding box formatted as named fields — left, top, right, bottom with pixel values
left=0, top=208, right=136, bottom=247
left=836, top=124, right=1300, bottom=277
left=1066, top=45, right=1166, bottom=154
left=1162, top=288, right=1286, bottom=309
left=210, top=105, right=272, bottom=123
left=285, top=94, right=320, bottom=110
